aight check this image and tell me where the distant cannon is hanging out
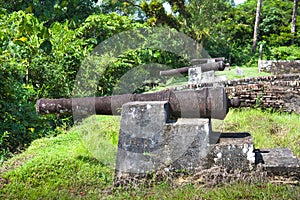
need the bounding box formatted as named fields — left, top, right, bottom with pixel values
left=159, top=61, right=228, bottom=76
left=36, top=87, right=240, bottom=120
left=191, top=57, right=226, bottom=65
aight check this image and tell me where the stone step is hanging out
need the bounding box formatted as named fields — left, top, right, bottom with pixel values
left=256, top=148, right=300, bottom=178
left=208, top=132, right=256, bottom=171
left=208, top=133, right=300, bottom=178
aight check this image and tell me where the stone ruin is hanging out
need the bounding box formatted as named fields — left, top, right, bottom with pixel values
left=114, top=96, right=300, bottom=185
left=181, top=74, right=300, bottom=115
left=36, top=58, right=300, bottom=186
left=159, top=57, right=229, bottom=85
left=113, top=59, right=299, bottom=185
left=167, top=57, right=300, bottom=115
left=259, top=60, right=300, bottom=74
left=188, top=58, right=228, bottom=85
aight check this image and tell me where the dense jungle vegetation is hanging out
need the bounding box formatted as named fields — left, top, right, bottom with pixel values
left=1, top=0, right=300, bottom=160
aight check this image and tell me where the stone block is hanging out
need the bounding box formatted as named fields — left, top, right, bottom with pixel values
left=207, top=132, right=256, bottom=171
left=201, top=71, right=216, bottom=83
left=188, top=67, right=223, bottom=85
left=115, top=101, right=211, bottom=180
left=257, top=148, right=300, bottom=177
left=188, top=67, right=202, bottom=85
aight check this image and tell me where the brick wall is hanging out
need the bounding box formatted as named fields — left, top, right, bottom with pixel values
left=174, top=74, right=300, bottom=114
left=224, top=74, right=300, bottom=113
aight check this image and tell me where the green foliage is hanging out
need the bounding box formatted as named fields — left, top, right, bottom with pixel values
left=260, top=0, right=293, bottom=46
left=140, top=0, right=179, bottom=27
left=0, top=10, right=91, bottom=98
left=99, top=0, right=145, bottom=18
left=77, top=16, right=190, bottom=96
left=205, top=1, right=254, bottom=64
left=0, top=11, right=90, bottom=159
left=205, top=0, right=300, bottom=64
left=76, top=13, right=148, bottom=95
left=97, top=48, right=188, bottom=96
left=269, top=45, right=300, bottom=60
left=0, top=0, right=100, bottom=26
left=0, top=79, right=57, bottom=161
left=78, top=13, right=146, bottom=44
left=35, top=21, right=91, bottom=98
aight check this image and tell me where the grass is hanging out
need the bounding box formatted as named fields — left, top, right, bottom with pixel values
left=149, top=65, right=271, bottom=92
left=148, top=75, right=188, bottom=92
left=222, top=108, right=300, bottom=157
left=0, top=115, right=120, bottom=199
left=0, top=109, right=299, bottom=199
left=215, top=65, right=271, bottom=80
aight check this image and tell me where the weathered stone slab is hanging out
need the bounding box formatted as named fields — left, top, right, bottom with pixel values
left=257, top=148, right=300, bottom=177
left=188, top=68, right=217, bottom=85
left=207, top=132, right=256, bottom=171
left=201, top=71, right=215, bottom=83
left=213, top=75, right=227, bottom=87
left=188, top=66, right=227, bottom=85
left=115, top=101, right=210, bottom=180
left=259, top=60, right=300, bottom=74
left=188, top=67, right=202, bottom=85
left=166, top=118, right=210, bottom=172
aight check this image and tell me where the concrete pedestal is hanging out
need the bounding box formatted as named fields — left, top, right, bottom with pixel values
left=188, top=67, right=227, bottom=85
left=115, top=101, right=210, bottom=180
left=114, top=101, right=300, bottom=183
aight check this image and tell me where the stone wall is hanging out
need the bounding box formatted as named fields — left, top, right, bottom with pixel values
left=174, top=74, right=300, bottom=114
left=259, top=60, right=300, bottom=74
left=224, top=74, right=300, bottom=113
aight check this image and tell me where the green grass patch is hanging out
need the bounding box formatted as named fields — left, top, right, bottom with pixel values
left=104, top=182, right=299, bottom=200
left=149, top=66, right=271, bottom=92
left=215, top=65, right=271, bottom=80
left=0, top=110, right=299, bottom=199
left=0, top=115, right=120, bottom=199
left=220, top=108, right=300, bottom=157
left=149, top=75, right=188, bottom=92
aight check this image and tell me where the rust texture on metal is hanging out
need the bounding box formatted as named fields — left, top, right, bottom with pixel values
left=191, top=57, right=225, bottom=65
left=36, top=87, right=237, bottom=119
left=159, top=61, right=226, bottom=76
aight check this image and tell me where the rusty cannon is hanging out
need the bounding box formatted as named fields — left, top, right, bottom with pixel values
left=36, top=87, right=240, bottom=120
left=159, top=60, right=228, bottom=77
left=190, top=57, right=225, bottom=65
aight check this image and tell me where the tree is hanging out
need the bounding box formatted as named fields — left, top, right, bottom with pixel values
left=252, top=0, right=263, bottom=53
left=0, top=0, right=100, bottom=27
left=291, top=0, right=298, bottom=44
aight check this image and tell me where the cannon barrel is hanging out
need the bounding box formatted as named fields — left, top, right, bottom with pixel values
left=159, top=61, right=227, bottom=76
left=36, top=87, right=239, bottom=120
left=191, top=57, right=225, bottom=65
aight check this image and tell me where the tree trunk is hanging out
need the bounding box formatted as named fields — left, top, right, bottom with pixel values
left=291, top=0, right=298, bottom=44
left=252, top=0, right=263, bottom=53
left=258, top=43, right=263, bottom=72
